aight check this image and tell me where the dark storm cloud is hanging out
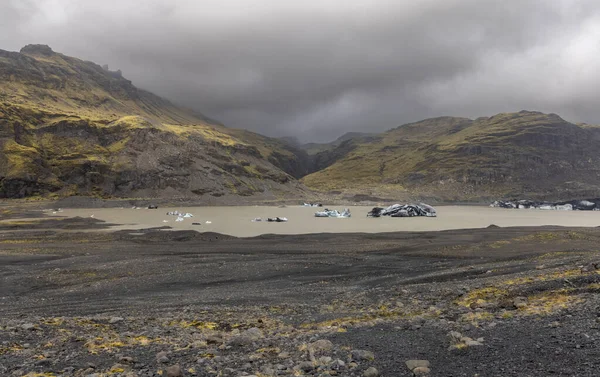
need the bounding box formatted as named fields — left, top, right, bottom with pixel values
left=2, top=0, right=600, bottom=141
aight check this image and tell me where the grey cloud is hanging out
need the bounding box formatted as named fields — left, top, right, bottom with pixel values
left=2, top=0, right=600, bottom=141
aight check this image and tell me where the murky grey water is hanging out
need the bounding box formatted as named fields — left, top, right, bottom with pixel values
left=45, top=205, right=600, bottom=237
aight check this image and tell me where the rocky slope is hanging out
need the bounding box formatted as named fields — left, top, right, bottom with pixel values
left=301, top=112, right=600, bottom=201
left=0, top=45, right=310, bottom=199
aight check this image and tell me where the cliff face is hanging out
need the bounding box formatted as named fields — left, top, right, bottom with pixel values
left=0, top=45, right=309, bottom=199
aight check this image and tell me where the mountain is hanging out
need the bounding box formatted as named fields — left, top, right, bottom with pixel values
left=0, top=45, right=310, bottom=199
left=301, top=132, right=378, bottom=155
left=3, top=45, right=600, bottom=203
left=301, top=111, right=600, bottom=201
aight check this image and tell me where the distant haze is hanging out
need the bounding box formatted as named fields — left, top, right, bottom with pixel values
left=2, top=0, right=600, bottom=142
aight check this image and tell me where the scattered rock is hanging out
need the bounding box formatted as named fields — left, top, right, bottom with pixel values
left=35, top=358, right=51, bottom=366
left=364, top=366, right=379, bottom=377
left=156, top=351, right=170, bottom=363
left=405, top=360, right=430, bottom=371
left=227, top=335, right=254, bottom=347
left=351, top=349, right=375, bottom=361
left=295, top=361, right=314, bottom=372
left=21, top=323, right=37, bottom=331
left=413, top=366, right=431, bottom=376
left=581, top=262, right=600, bottom=273
left=120, top=356, right=135, bottom=363
left=166, top=364, right=183, bottom=377
left=243, top=327, right=264, bottom=340
left=513, top=296, right=528, bottom=309
left=332, top=359, right=346, bottom=368
left=109, top=316, right=124, bottom=324
left=309, top=339, right=333, bottom=352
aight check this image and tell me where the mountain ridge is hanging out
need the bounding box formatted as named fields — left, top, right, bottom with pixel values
left=2, top=45, right=600, bottom=202
left=301, top=111, right=600, bottom=201
left=0, top=45, right=311, bottom=199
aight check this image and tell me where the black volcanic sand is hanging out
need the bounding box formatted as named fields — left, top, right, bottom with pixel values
left=1, top=212, right=600, bottom=376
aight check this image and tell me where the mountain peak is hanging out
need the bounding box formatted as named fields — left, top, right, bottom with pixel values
left=20, top=44, right=55, bottom=56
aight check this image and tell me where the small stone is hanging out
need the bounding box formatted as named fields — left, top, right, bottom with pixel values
left=156, top=351, right=169, bottom=363
left=277, top=352, right=290, bottom=358
left=120, top=356, right=135, bottom=363
left=21, top=323, right=36, bottom=331
left=536, top=265, right=546, bottom=270
left=513, top=297, right=528, bottom=309
left=309, top=339, right=333, bottom=352
left=243, top=327, right=264, bottom=340
left=332, top=359, right=345, bottom=368
left=364, top=367, right=379, bottom=377
left=550, top=321, right=561, bottom=328
left=319, top=356, right=332, bottom=364
left=110, top=363, right=127, bottom=373
left=448, top=331, right=462, bottom=341
left=295, top=361, right=314, bottom=372
left=405, top=360, right=430, bottom=371
left=248, top=353, right=262, bottom=361
left=581, top=262, right=600, bottom=273
left=35, top=358, right=51, bottom=366
left=166, top=364, right=183, bottom=377
left=227, top=335, right=253, bottom=347
left=109, top=317, right=124, bottom=324
left=351, top=349, right=375, bottom=361
left=465, top=340, right=483, bottom=347
left=413, top=366, right=431, bottom=376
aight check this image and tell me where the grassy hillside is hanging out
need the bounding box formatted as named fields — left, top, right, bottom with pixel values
left=0, top=45, right=309, bottom=199
left=302, top=112, right=600, bottom=201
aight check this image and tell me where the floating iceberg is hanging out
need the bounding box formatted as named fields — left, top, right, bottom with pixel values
left=314, top=208, right=351, bottom=218
left=490, top=199, right=598, bottom=211
left=367, top=203, right=437, bottom=218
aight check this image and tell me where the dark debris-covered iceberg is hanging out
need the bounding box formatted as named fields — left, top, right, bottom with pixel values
left=367, top=203, right=437, bottom=218
left=490, top=199, right=600, bottom=211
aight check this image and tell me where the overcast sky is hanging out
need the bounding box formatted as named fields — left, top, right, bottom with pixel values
left=2, top=0, right=600, bottom=142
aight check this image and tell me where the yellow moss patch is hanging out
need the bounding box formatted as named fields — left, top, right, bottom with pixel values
left=169, top=320, right=218, bottom=330
left=256, top=347, right=281, bottom=355
left=537, top=251, right=573, bottom=260
left=520, top=290, right=582, bottom=316
left=41, top=317, right=64, bottom=326
left=489, top=240, right=510, bottom=248
left=0, top=344, right=24, bottom=355
left=514, top=232, right=561, bottom=242
left=503, top=269, right=588, bottom=286
left=108, top=115, right=154, bottom=129
left=107, top=137, right=130, bottom=153
left=455, top=287, right=509, bottom=307
left=84, top=338, right=126, bottom=353
left=461, top=311, right=494, bottom=322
